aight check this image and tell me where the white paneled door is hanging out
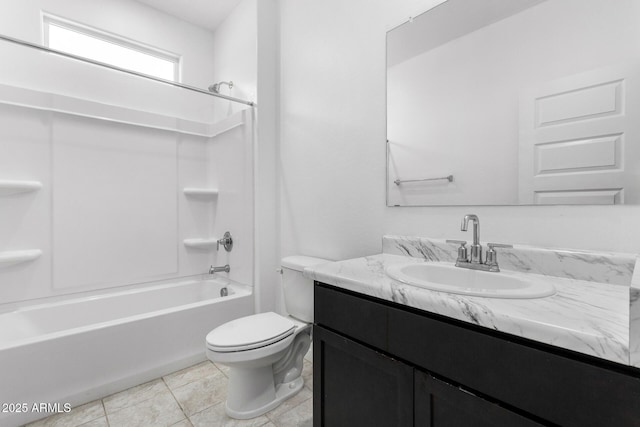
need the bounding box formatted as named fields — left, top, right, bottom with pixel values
left=518, top=62, right=640, bottom=204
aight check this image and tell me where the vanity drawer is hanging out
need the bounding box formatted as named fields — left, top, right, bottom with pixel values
left=314, top=283, right=389, bottom=351
left=388, top=306, right=640, bottom=427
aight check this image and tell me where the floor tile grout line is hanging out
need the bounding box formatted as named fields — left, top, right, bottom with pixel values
left=182, top=401, right=222, bottom=426
left=164, top=361, right=226, bottom=391
left=102, top=379, right=170, bottom=416
left=161, top=376, right=191, bottom=424
left=265, top=392, right=313, bottom=424
left=29, top=400, right=108, bottom=427
left=212, top=362, right=229, bottom=379
left=101, top=400, right=111, bottom=427
left=162, top=364, right=230, bottom=422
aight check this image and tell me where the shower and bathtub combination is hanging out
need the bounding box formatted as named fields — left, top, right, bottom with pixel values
left=0, top=3, right=259, bottom=425
left=0, top=278, right=253, bottom=426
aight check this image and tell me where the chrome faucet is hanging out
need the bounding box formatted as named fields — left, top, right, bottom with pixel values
left=446, top=214, right=512, bottom=272
left=461, top=214, right=481, bottom=264
left=209, top=264, right=230, bottom=274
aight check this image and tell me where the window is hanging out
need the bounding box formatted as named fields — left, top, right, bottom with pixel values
left=43, top=15, right=180, bottom=82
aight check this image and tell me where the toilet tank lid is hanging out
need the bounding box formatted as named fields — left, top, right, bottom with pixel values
left=281, top=255, right=329, bottom=271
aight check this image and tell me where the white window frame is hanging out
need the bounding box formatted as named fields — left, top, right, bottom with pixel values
left=42, top=13, right=181, bottom=82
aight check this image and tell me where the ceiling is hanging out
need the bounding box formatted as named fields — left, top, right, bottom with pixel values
left=134, top=0, right=242, bottom=32
left=387, top=0, right=546, bottom=67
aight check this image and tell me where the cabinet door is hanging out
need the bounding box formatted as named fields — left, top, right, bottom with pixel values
left=313, top=326, right=413, bottom=427
left=415, top=370, right=543, bottom=427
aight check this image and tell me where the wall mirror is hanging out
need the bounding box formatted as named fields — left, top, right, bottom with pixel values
left=386, top=0, right=640, bottom=206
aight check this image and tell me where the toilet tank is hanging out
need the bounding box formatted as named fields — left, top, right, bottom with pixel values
left=281, top=255, right=328, bottom=323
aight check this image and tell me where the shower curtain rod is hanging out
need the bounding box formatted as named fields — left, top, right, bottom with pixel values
left=0, top=33, right=256, bottom=107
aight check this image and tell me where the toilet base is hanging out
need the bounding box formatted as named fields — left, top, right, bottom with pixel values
left=225, top=376, right=304, bottom=419
left=208, top=316, right=312, bottom=420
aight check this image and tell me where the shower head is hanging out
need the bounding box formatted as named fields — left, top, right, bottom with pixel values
left=208, top=81, right=234, bottom=94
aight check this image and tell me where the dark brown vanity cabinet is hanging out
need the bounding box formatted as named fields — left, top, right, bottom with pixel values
left=313, top=326, right=413, bottom=426
left=313, top=283, right=640, bottom=427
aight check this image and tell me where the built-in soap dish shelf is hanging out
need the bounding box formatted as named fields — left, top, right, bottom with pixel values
left=0, top=249, right=42, bottom=267
left=183, top=238, right=217, bottom=250
left=0, top=180, right=42, bottom=196
left=183, top=187, right=218, bottom=198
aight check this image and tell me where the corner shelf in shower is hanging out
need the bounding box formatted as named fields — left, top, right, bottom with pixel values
left=183, top=238, right=218, bottom=250
left=0, top=180, right=42, bottom=195
left=183, top=187, right=219, bottom=198
left=0, top=249, right=42, bottom=267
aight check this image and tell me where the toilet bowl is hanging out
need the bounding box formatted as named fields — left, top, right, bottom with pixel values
left=205, top=255, right=328, bottom=419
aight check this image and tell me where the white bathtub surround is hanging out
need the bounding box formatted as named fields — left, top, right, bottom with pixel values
left=0, top=249, right=42, bottom=267
left=0, top=81, right=255, bottom=304
left=0, top=277, right=253, bottom=427
left=0, top=179, right=42, bottom=195
left=183, top=187, right=219, bottom=198
left=304, top=236, right=640, bottom=367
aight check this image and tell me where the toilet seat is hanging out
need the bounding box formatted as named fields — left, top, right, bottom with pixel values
left=206, top=312, right=296, bottom=353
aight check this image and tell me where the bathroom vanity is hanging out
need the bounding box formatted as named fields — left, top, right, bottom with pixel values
left=308, top=236, right=640, bottom=426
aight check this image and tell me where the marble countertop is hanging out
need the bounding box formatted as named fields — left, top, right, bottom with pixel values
left=305, top=238, right=634, bottom=366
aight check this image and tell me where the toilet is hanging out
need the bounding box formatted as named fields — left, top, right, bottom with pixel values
left=205, top=255, right=328, bottom=419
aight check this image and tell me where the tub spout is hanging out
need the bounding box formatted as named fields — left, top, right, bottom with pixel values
left=209, top=264, right=230, bottom=274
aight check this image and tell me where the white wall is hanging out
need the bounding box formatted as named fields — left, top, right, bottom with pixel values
left=0, top=0, right=216, bottom=88
left=279, top=0, right=439, bottom=262
left=0, top=0, right=221, bottom=122
left=278, top=0, right=640, bottom=265
left=255, top=0, right=281, bottom=312
left=211, top=0, right=258, bottom=123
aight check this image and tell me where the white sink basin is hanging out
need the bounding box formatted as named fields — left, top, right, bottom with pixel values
left=385, top=262, right=555, bottom=299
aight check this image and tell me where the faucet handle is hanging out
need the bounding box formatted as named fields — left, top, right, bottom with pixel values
left=487, top=243, right=513, bottom=249
left=485, top=243, right=513, bottom=271
left=217, top=231, right=233, bottom=252
left=446, top=239, right=467, bottom=246
left=446, top=240, right=468, bottom=263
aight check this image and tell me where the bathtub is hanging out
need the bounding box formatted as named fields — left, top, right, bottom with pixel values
left=0, top=276, right=253, bottom=427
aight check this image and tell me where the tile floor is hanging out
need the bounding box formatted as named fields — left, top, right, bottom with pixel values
left=25, top=359, right=313, bottom=427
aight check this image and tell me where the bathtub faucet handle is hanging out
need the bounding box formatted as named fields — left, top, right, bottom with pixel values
left=217, top=231, right=233, bottom=252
